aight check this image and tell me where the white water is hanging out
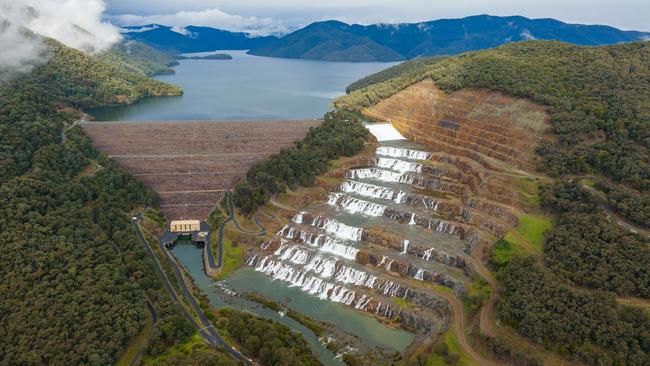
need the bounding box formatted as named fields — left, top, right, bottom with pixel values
left=401, top=240, right=410, bottom=254
left=279, top=227, right=359, bottom=261
left=365, top=123, right=406, bottom=141
left=309, top=216, right=363, bottom=241
left=426, top=219, right=457, bottom=235
left=340, top=180, right=407, bottom=203
left=376, top=146, right=432, bottom=160
left=375, top=157, right=422, bottom=173
left=408, top=213, right=417, bottom=225
left=414, top=268, right=425, bottom=281
left=328, top=193, right=387, bottom=217
left=346, top=168, right=413, bottom=184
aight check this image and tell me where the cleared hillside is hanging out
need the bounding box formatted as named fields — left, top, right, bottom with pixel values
left=337, top=40, right=650, bottom=365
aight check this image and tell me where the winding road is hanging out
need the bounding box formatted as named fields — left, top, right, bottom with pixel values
left=131, top=213, right=251, bottom=364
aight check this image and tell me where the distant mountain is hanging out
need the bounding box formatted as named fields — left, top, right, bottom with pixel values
left=250, top=15, right=650, bottom=62
left=122, top=24, right=277, bottom=53
left=248, top=21, right=405, bottom=62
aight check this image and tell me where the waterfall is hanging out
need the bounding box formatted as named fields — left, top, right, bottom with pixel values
left=401, top=239, right=410, bottom=254
left=376, top=146, right=432, bottom=160
left=414, top=268, right=425, bottom=281
left=340, top=180, right=409, bottom=204
left=375, top=157, right=423, bottom=173
left=328, top=193, right=386, bottom=217
left=320, top=238, right=359, bottom=260
left=426, top=218, right=458, bottom=235
left=354, top=295, right=371, bottom=311
left=385, top=259, right=395, bottom=271
left=377, top=256, right=387, bottom=267
left=310, top=216, right=363, bottom=241
left=422, top=248, right=434, bottom=261
left=408, top=213, right=417, bottom=225
left=346, top=168, right=413, bottom=184
left=292, top=211, right=306, bottom=224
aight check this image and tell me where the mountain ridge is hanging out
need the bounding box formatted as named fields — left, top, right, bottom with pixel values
left=123, top=15, right=649, bottom=61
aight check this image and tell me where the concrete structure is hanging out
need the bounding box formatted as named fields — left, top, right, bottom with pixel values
left=170, top=220, right=201, bottom=233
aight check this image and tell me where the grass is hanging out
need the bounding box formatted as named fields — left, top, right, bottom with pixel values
left=426, top=329, right=479, bottom=366
left=514, top=177, right=542, bottom=206
left=514, top=214, right=552, bottom=251
left=462, top=278, right=491, bottom=314
left=491, top=238, right=527, bottom=267
left=214, top=224, right=245, bottom=280
left=393, top=297, right=415, bottom=310
left=143, top=333, right=204, bottom=365
left=115, top=316, right=154, bottom=366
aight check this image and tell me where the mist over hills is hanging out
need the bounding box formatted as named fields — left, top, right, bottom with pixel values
left=122, top=15, right=650, bottom=61
left=121, top=24, right=277, bottom=53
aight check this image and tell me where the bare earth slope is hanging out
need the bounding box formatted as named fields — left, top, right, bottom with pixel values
left=364, top=79, right=548, bottom=172
left=82, top=120, right=320, bottom=219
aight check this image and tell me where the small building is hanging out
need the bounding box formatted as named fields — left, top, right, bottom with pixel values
left=170, top=220, right=201, bottom=233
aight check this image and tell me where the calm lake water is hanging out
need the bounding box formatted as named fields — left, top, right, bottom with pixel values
left=91, top=50, right=396, bottom=121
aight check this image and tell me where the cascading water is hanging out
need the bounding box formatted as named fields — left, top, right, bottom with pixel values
left=310, top=216, right=363, bottom=241
left=375, top=157, right=422, bottom=173
left=401, top=240, right=410, bottom=254
left=408, top=213, right=417, bottom=225
left=340, top=180, right=406, bottom=203
left=414, top=268, right=425, bottom=281
left=346, top=168, right=414, bottom=184
left=376, top=146, right=432, bottom=160
left=328, top=193, right=387, bottom=217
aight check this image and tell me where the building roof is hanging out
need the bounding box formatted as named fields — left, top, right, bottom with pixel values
left=170, top=220, right=200, bottom=225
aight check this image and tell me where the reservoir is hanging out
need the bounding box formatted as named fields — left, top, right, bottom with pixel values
left=91, top=50, right=396, bottom=121
left=100, top=51, right=413, bottom=365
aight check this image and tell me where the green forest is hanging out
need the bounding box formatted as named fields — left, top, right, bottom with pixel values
left=0, top=38, right=194, bottom=365
left=234, top=110, right=368, bottom=214
left=339, top=41, right=650, bottom=229
left=99, top=40, right=180, bottom=77
left=337, top=40, right=650, bottom=365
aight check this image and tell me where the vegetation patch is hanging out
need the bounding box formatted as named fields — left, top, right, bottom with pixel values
left=513, top=214, right=552, bottom=251
left=213, top=308, right=322, bottom=365
left=243, top=293, right=325, bottom=336
left=234, top=110, right=369, bottom=214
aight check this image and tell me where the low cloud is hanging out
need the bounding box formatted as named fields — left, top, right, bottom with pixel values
left=0, top=0, right=121, bottom=77
left=109, top=7, right=290, bottom=36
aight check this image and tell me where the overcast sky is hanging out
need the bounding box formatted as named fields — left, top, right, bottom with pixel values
left=105, top=0, right=650, bottom=34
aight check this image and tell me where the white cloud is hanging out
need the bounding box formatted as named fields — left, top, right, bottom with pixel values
left=0, top=0, right=121, bottom=77
left=520, top=29, right=537, bottom=40
left=109, top=7, right=290, bottom=36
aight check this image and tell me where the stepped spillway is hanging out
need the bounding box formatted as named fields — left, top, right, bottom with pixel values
left=247, top=143, right=474, bottom=334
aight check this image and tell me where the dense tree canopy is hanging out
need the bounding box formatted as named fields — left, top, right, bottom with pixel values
left=0, top=39, right=192, bottom=365
left=541, top=182, right=650, bottom=298
left=234, top=110, right=368, bottom=214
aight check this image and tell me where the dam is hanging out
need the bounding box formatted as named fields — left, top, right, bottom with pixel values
left=81, top=120, right=320, bottom=219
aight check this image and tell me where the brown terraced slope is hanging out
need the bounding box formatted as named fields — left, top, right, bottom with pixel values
left=337, top=40, right=650, bottom=366
left=82, top=120, right=320, bottom=219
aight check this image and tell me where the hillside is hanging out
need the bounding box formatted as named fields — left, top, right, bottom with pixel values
left=99, top=39, right=180, bottom=76
left=122, top=24, right=277, bottom=53
left=337, top=40, right=650, bottom=365
left=0, top=39, right=219, bottom=365
left=251, top=15, right=649, bottom=62
left=248, top=21, right=405, bottom=62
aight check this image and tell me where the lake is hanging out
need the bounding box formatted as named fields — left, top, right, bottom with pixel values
left=91, top=50, right=397, bottom=121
